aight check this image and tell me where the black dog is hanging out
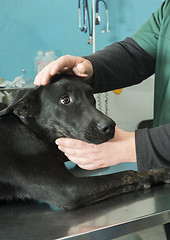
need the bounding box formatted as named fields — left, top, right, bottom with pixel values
left=0, top=74, right=170, bottom=210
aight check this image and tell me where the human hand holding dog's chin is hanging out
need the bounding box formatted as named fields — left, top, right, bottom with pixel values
left=55, top=127, right=137, bottom=170
left=34, top=55, right=93, bottom=86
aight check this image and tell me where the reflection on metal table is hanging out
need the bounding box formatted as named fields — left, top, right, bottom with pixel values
left=0, top=173, right=170, bottom=240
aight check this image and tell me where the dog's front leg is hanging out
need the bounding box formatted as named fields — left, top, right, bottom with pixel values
left=21, top=167, right=170, bottom=210
left=54, top=167, right=170, bottom=210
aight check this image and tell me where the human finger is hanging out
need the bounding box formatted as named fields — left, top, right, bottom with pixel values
left=55, top=138, right=92, bottom=150
left=49, top=55, right=78, bottom=75
left=72, top=60, right=93, bottom=79
left=34, top=56, right=75, bottom=85
left=50, top=56, right=93, bottom=79
left=34, top=61, right=56, bottom=85
left=34, top=55, right=93, bottom=86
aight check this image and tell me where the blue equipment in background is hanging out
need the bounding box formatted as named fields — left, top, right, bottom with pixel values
left=78, top=0, right=109, bottom=44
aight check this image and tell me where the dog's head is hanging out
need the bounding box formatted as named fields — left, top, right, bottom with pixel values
left=0, top=74, right=116, bottom=144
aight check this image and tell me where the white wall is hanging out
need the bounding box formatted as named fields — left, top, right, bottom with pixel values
left=95, top=75, right=154, bottom=132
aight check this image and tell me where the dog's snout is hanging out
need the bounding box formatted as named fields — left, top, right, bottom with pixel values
left=97, top=120, right=115, bottom=136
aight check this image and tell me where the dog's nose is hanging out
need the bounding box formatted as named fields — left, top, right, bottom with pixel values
left=97, top=120, right=115, bottom=134
left=84, top=118, right=115, bottom=144
left=98, top=124, right=110, bottom=134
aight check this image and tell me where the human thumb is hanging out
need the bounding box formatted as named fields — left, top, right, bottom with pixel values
left=73, top=60, right=93, bottom=79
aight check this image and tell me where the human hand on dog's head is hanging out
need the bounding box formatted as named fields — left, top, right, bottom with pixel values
left=34, top=55, right=93, bottom=86
left=55, top=127, right=137, bottom=170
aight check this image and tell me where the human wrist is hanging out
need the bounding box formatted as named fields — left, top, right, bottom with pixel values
left=114, top=127, right=137, bottom=164
left=126, top=132, right=137, bottom=163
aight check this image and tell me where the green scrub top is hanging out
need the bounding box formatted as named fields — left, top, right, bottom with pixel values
left=131, top=0, right=170, bottom=127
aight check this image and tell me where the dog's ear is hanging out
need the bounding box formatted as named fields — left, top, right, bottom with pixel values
left=0, top=88, right=40, bottom=120
left=13, top=93, right=39, bottom=119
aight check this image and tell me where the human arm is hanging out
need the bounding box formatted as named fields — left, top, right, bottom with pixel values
left=34, top=55, right=93, bottom=86
left=56, top=127, right=136, bottom=170
left=84, top=0, right=170, bottom=93
left=34, top=37, right=155, bottom=91
left=84, top=37, right=155, bottom=93
left=136, top=124, right=170, bottom=171
left=89, top=0, right=170, bottom=93
left=56, top=124, right=170, bottom=171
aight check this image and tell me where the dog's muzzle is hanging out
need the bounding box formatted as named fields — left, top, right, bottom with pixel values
left=84, top=119, right=116, bottom=144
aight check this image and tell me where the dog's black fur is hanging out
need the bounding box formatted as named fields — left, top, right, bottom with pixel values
left=0, top=74, right=170, bottom=210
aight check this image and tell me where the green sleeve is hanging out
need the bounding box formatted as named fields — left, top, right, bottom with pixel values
left=131, top=0, right=169, bottom=58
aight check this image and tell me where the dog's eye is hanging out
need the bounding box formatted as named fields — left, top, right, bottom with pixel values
left=60, top=96, right=70, bottom=104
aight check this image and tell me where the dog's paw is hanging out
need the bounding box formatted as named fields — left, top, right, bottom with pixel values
left=164, top=178, right=170, bottom=184
left=161, top=168, right=170, bottom=184
left=139, top=182, right=151, bottom=190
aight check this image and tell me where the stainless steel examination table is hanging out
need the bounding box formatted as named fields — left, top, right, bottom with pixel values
left=0, top=163, right=170, bottom=240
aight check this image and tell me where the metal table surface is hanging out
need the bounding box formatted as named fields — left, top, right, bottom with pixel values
left=0, top=181, right=170, bottom=240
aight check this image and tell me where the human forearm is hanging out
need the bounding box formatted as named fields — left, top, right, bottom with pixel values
left=136, top=124, right=170, bottom=171
left=85, top=37, right=156, bottom=93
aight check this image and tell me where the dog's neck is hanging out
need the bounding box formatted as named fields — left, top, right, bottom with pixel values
left=20, top=117, right=58, bottom=146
